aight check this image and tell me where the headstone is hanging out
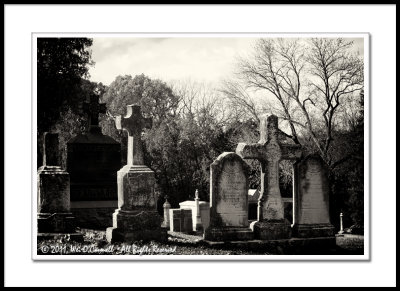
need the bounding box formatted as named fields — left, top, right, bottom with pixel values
left=248, top=189, right=260, bottom=220
left=161, top=196, right=171, bottom=229
left=204, top=152, right=253, bottom=241
left=106, top=104, right=167, bottom=243
left=37, top=133, right=82, bottom=241
left=179, top=193, right=210, bottom=232
left=67, top=93, right=121, bottom=228
left=282, top=197, right=294, bottom=224
left=169, top=209, right=193, bottom=233
left=236, top=115, right=302, bottom=240
left=292, top=154, right=335, bottom=237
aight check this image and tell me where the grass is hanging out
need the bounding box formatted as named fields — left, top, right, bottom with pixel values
left=36, top=229, right=364, bottom=256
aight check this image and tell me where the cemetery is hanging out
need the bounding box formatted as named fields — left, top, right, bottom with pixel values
left=36, top=37, right=365, bottom=256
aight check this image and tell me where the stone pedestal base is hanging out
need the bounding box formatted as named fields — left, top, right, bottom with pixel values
left=195, top=220, right=203, bottom=233
left=336, top=230, right=345, bottom=237
left=37, top=213, right=83, bottom=241
left=204, top=227, right=254, bottom=241
left=106, top=209, right=167, bottom=243
left=292, top=224, right=335, bottom=238
left=37, top=213, right=77, bottom=233
left=250, top=219, right=292, bottom=240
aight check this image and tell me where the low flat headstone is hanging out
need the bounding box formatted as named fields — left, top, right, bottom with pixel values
left=292, top=154, right=335, bottom=237
left=37, top=132, right=82, bottom=241
left=169, top=208, right=193, bottom=233
left=282, top=197, right=294, bottom=224
left=67, top=93, right=121, bottom=229
left=248, top=189, right=260, bottom=220
left=179, top=200, right=210, bottom=232
left=106, top=104, right=167, bottom=243
left=204, top=152, right=253, bottom=241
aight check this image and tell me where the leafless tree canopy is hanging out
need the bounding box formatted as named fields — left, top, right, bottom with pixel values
left=221, top=38, right=364, bottom=166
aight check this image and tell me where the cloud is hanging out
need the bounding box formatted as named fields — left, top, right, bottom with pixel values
left=88, top=36, right=365, bottom=86
left=89, top=37, right=255, bottom=86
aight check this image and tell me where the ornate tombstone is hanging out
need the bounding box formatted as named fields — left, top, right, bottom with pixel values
left=106, top=104, right=167, bottom=243
left=292, top=154, right=335, bottom=238
left=204, top=152, right=253, bottom=241
left=37, top=132, right=82, bottom=241
left=236, top=115, right=302, bottom=240
left=67, top=93, right=121, bottom=228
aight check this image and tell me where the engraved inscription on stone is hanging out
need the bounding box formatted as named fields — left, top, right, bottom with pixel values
left=216, top=159, right=248, bottom=227
left=298, top=157, right=330, bottom=224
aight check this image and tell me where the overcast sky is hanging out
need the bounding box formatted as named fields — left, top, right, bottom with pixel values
left=88, top=37, right=364, bottom=87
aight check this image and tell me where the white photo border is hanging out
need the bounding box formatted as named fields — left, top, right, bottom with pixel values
left=5, top=4, right=396, bottom=287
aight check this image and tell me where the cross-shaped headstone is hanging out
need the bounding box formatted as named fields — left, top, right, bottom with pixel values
left=42, top=132, right=59, bottom=167
left=116, top=104, right=152, bottom=165
left=236, top=115, right=302, bottom=221
left=83, top=93, right=106, bottom=132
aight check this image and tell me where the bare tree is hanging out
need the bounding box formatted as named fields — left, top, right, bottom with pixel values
left=219, top=80, right=262, bottom=124
left=306, top=38, right=364, bottom=160
left=223, top=39, right=302, bottom=144
left=171, top=80, right=229, bottom=129
left=222, top=38, right=364, bottom=167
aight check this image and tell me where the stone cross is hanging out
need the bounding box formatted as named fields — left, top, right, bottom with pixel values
left=42, top=132, right=59, bottom=167
left=116, top=104, right=152, bottom=165
left=236, top=115, right=302, bottom=221
left=83, top=93, right=106, bottom=131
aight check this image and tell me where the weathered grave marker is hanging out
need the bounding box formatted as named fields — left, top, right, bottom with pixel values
left=248, top=189, right=260, bottom=220
left=292, top=154, right=335, bottom=237
left=169, top=209, right=193, bottom=233
left=204, top=152, right=253, bottom=241
left=236, top=115, right=302, bottom=240
left=67, top=93, right=121, bottom=228
left=37, top=132, right=82, bottom=241
left=106, top=104, right=167, bottom=243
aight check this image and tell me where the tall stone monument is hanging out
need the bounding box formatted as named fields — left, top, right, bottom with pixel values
left=292, top=154, right=335, bottom=238
left=67, top=93, right=121, bottom=228
left=37, top=133, right=82, bottom=241
left=106, top=104, right=167, bottom=243
left=236, top=115, right=302, bottom=240
left=204, top=152, right=253, bottom=241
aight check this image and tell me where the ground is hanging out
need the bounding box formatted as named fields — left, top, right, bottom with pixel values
left=36, top=229, right=364, bottom=256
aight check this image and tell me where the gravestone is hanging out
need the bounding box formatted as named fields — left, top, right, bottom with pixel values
left=282, top=197, right=294, bottom=224
left=67, top=93, right=121, bottom=228
left=204, top=152, right=253, bottom=241
left=292, top=154, right=335, bottom=237
left=236, top=115, right=302, bottom=240
left=248, top=189, right=260, bottom=220
left=106, top=104, right=167, bottom=243
left=179, top=190, right=210, bottom=232
left=37, top=133, right=82, bottom=241
left=169, top=209, right=193, bottom=233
